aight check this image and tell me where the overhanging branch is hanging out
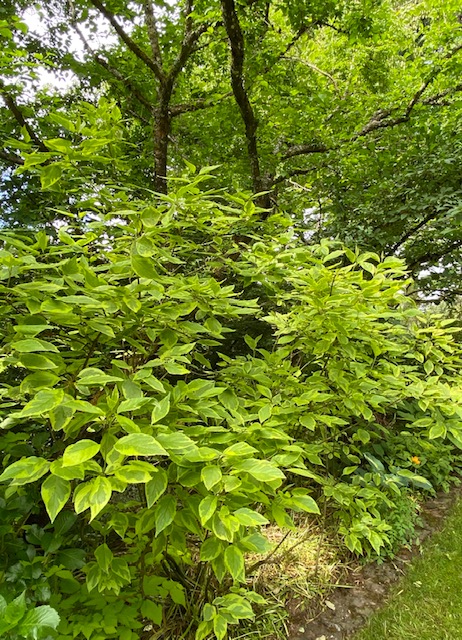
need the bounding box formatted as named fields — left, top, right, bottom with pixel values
left=73, top=23, right=153, bottom=111
left=88, top=0, right=165, bottom=82
left=408, top=238, right=462, bottom=270
left=0, top=80, right=48, bottom=153
left=0, top=149, right=24, bottom=166
left=279, top=41, right=462, bottom=163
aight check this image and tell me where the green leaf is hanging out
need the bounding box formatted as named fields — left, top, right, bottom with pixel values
left=200, top=537, right=223, bottom=561
left=290, top=494, right=320, bottom=514
left=40, top=163, right=62, bottom=189
left=115, top=414, right=141, bottom=434
left=41, top=475, right=71, bottom=522
left=145, top=470, right=168, bottom=507
left=19, top=353, right=58, bottom=370
left=151, top=395, right=171, bottom=424
left=258, top=404, right=272, bottom=423
left=18, top=605, right=60, bottom=639
left=63, top=440, right=100, bottom=467
left=224, top=546, right=245, bottom=582
left=155, top=495, right=177, bottom=534
left=300, top=415, right=316, bottom=430
left=140, top=600, right=162, bottom=625
left=88, top=319, right=115, bottom=337
left=55, top=548, right=86, bottom=570
left=364, top=453, right=385, bottom=472
left=157, top=432, right=197, bottom=454
left=131, top=253, right=158, bottom=279
left=203, top=604, right=216, bottom=622
left=368, top=530, right=384, bottom=555
left=356, top=428, right=371, bottom=444
left=13, top=338, right=59, bottom=353
left=53, top=511, right=77, bottom=536
left=233, top=508, right=269, bottom=526
left=164, top=362, right=189, bottom=375
left=141, top=206, right=162, bottom=227
left=199, top=495, right=218, bottom=525
left=429, top=423, right=446, bottom=439
left=135, top=237, right=156, bottom=257
left=424, top=360, right=434, bottom=375
left=201, top=465, right=222, bottom=490
left=234, top=459, right=285, bottom=483
left=50, top=459, right=85, bottom=481
left=224, top=598, right=255, bottom=619
left=117, top=397, right=148, bottom=413
left=213, top=614, right=228, bottom=640
left=74, top=476, right=112, bottom=520
left=115, top=464, right=152, bottom=484
left=223, top=442, right=257, bottom=457
left=77, top=368, right=123, bottom=385
left=114, top=434, right=168, bottom=457
left=0, top=457, right=50, bottom=485
left=20, top=389, right=64, bottom=417
left=95, top=543, right=113, bottom=572
left=397, top=470, right=433, bottom=491
left=41, top=299, right=73, bottom=314
left=20, top=372, right=60, bottom=394
left=196, top=620, right=213, bottom=640
left=2, top=591, right=26, bottom=627
left=342, top=466, right=358, bottom=476
left=240, top=533, right=272, bottom=554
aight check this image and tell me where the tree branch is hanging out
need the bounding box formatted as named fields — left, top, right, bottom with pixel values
left=169, top=23, right=211, bottom=83
left=281, top=143, right=330, bottom=160
left=270, top=162, right=330, bottom=186
left=88, top=0, right=165, bottom=82
left=390, top=209, right=441, bottom=253
left=73, top=23, right=153, bottom=111
left=279, top=41, right=462, bottom=162
left=0, top=149, right=24, bottom=166
left=422, top=82, right=462, bottom=106
left=408, top=238, right=462, bottom=270
left=353, top=42, right=462, bottom=139
left=283, top=56, right=339, bottom=91
left=143, top=0, right=163, bottom=69
left=220, top=0, right=268, bottom=204
left=169, top=93, right=232, bottom=116
left=0, top=80, right=48, bottom=152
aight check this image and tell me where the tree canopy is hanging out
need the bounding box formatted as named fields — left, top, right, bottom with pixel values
left=1, top=0, right=462, bottom=296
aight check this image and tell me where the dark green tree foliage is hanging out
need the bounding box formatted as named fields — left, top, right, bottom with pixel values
left=1, top=0, right=462, bottom=295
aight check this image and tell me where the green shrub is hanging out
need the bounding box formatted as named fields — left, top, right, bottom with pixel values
left=0, top=173, right=461, bottom=639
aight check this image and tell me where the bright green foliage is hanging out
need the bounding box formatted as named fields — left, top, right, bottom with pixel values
left=0, top=592, right=60, bottom=640
left=0, top=165, right=462, bottom=637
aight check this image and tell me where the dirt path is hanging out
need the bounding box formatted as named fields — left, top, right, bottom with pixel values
left=288, top=486, right=461, bottom=640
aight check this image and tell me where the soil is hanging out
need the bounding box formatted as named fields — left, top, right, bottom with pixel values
left=287, top=486, right=461, bottom=640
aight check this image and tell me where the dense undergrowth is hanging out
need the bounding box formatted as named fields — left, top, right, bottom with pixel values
left=1, top=170, right=462, bottom=640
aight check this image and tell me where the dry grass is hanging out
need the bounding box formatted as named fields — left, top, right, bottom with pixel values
left=249, top=518, right=343, bottom=602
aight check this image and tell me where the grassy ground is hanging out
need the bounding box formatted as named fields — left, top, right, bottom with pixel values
left=353, top=498, right=462, bottom=640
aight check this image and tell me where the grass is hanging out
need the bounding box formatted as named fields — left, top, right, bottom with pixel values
left=227, top=519, right=344, bottom=640
left=353, top=497, right=462, bottom=640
